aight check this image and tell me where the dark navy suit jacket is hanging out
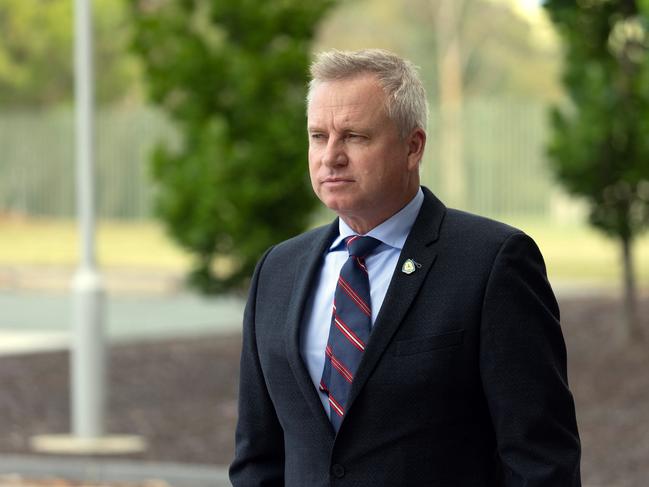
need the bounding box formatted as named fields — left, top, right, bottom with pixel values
left=230, top=187, right=581, bottom=486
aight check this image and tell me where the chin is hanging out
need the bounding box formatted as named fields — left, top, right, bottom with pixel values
left=318, top=194, right=349, bottom=213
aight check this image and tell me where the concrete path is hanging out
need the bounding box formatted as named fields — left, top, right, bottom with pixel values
left=0, top=290, right=245, bottom=356
left=0, top=454, right=230, bottom=487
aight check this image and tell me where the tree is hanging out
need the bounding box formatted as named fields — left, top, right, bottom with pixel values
left=544, top=0, right=649, bottom=340
left=433, top=0, right=471, bottom=209
left=0, top=0, right=141, bottom=107
left=130, top=0, right=335, bottom=293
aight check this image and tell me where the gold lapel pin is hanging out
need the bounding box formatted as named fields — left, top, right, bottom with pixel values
left=402, top=259, right=417, bottom=275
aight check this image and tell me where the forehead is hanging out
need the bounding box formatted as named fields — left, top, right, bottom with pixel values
left=307, top=75, right=388, bottom=126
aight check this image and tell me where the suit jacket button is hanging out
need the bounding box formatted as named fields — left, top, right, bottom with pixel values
left=331, top=464, right=345, bottom=478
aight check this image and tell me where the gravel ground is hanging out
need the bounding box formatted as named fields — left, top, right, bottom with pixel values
left=0, top=334, right=241, bottom=466
left=0, top=295, right=648, bottom=486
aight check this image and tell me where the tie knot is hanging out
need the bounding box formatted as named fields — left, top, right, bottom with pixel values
left=345, top=235, right=381, bottom=258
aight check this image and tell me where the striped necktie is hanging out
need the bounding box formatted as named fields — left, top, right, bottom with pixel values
left=319, top=235, right=381, bottom=432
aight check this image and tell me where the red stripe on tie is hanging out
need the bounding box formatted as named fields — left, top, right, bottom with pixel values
left=326, top=346, right=354, bottom=383
left=355, top=257, right=368, bottom=274
left=329, top=394, right=345, bottom=417
left=333, top=316, right=366, bottom=351
left=319, top=380, right=329, bottom=393
left=346, top=235, right=360, bottom=247
left=337, top=276, right=371, bottom=317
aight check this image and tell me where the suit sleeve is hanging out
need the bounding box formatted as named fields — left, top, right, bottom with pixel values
left=229, top=247, right=285, bottom=487
left=480, top=232, right=581, bottom=487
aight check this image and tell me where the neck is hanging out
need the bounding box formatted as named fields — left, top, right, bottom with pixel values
left=340, top=186, right=419, bottom=235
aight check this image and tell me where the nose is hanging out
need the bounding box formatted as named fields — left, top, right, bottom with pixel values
left=322, top=138, right=348, bottom=168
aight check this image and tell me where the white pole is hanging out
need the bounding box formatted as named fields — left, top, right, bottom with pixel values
left=72, top=0, right=106, bottom=439
left=33, top=0, right=143, bottom=453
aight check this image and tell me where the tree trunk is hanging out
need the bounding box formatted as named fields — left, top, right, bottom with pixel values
left=435, top=0, right=467, bottom=209
left=621, top=235, right=642, bottom=342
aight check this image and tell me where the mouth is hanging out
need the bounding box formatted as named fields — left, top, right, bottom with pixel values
left=322, top=177, right=354, bottom=185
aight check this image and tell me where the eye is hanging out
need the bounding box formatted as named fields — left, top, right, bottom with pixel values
left=345, top=133, right=366, bottom=141
left=310, top=133, right=326, bottom=141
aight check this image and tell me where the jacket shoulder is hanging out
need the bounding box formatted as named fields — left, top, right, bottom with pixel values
left=443, top=208, right=524, bottom=246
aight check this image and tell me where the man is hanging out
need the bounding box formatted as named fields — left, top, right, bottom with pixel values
left=230, top=49, right=581, bottom=486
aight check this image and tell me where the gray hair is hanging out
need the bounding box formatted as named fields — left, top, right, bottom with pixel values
left=307, top=49, right=429, bottom=138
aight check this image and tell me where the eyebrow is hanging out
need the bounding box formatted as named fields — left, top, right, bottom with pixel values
left=307, top=124, right=371, bottom=134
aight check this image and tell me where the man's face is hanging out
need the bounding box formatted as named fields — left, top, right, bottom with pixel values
left=307, top=74, right=423, bottom=233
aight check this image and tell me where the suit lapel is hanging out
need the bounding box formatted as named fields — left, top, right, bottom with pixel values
left=345, top=188, right=446, bottom=414
left=285, top=220, right=339, bottom=439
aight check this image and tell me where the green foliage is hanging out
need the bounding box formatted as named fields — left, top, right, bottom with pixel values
left=130, top=0, right=334, bottom=293
left=0, top=0, right=141, bottom=107
left=544, top=0, right=649, bottom=241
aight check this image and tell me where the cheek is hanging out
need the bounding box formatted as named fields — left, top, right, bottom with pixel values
left=307, top=159, right=320, bottom=192
left=308, top=168, right=318, bottom=190
left=307, top=151, right=318, bottom=172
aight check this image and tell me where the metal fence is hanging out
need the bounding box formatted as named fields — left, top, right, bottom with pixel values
left=0, top=99, right=560, bottom=221
left=423, top=97, right=555, bottom=217
left=0, top=106, right=176, bottom=219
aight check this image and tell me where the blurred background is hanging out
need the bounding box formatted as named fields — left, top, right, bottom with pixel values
left=0, top=0, right=648, bottom=486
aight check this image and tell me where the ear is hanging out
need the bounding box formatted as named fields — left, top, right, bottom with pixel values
left=406, top=128, right=426, bottom=170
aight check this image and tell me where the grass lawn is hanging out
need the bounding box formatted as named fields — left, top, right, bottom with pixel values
left=0, top=216, right=648, bottom=286
left=0, top=217, right=191, bottom=270
left=507, top=217, right=649, bottom=286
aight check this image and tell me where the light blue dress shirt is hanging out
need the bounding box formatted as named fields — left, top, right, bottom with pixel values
left=300, top=188, right=425, bottom=414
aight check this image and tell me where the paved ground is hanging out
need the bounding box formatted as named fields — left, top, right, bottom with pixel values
left=0, top=455, right=229, bottom=487
left=0, top=290, right=245, bottom=356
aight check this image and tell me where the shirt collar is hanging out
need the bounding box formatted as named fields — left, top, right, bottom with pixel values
left=329, top=187, right=424, bottom=252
